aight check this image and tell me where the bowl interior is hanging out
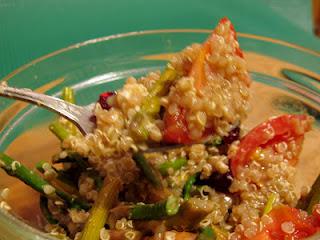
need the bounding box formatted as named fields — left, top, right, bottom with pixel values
left=0, top=30, right=320, bottom=239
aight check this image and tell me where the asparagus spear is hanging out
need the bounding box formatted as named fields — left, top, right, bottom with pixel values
left=197, top=227, right=216, bottom=240
left=36, top=160, right=79, bottom=196
left=80, top=178, right=121, bottom=240
left=52, top=153, right=88, bottom=168
left=39, top=196, right=58, bottom=224
left=129, top=195, right=180, bottom=220
left=166, top=198, right=213, bottom=230
left=61, top=87, right=78, bottom=135
left=211, top=226, right=229, bottom=240
left=49, top=121, right=71, bottom=141
left=158, top=157, right=187, bottom=176
left=132, top=152, right=162, bottom=188
left=130, top=67, right=177, bottom=140
left=62, top=87, right=75, bottom=104
left=183, top=173, right=199, bottom=200
left=148, top=67, right=177, bottom=97
left=263, top=193, right=277, bottom=215
left=0, top=152, right=89, bottom=210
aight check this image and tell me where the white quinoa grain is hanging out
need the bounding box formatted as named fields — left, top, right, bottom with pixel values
left=43, top=184, right=56, bottom=195
left=0, top=188, right=9, bottom=200
left=59, top=151, right=68, bottom=159
left=74, top=232, right=82, bottom=240
left=0, top=201, right=11, bottom=211
left=124, top=230, right=136, bottom=240
left=261, top=214, right=273, bottom=226
left=69, top=209, right=89, bottom=224
left=99, top=228, right=110, bottom=240
left=199, top=218, right=211, bottom=228
left=164, top=231, right=176, bottom=240
left=54, top=200, right=64, bottom=206
left=281, top=221, right=295, bottom=234
left=196, top=111, right=207, bottom=126
left=11, top=161, right=21, bottom=171
left=42, top=162, right=51, bottom=171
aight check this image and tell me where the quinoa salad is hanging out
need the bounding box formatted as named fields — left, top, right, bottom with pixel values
left=0, top=18, right=320, bottom=240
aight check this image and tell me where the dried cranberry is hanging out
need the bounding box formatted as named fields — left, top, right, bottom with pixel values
left=89, top=115, right=97, bottom=124
left=99, top=92, right=115, bottom=110
left=196, top=172, right=233, bottom=193
left=223, top=126, right=240, bottom=145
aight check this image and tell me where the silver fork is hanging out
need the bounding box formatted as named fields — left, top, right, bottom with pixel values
left=0, top=84, right=95, bottom=135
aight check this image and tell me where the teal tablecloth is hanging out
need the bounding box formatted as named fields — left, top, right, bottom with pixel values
left=0, top=0, right=318, bottom=79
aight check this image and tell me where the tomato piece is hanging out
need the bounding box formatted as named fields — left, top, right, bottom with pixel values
left=162, top=108, right=191, bottom=144
left=164, top=18, right=248, bottom=144
left=190, top=44, right=209, bottom=90
left=231, top=114, right=312, bottom=176
left=218, top=17, right=244, bottom=58
left=99, top=91, right=115, bottom=110
left=190, top=17, right=245, bottom=90
left=249, top=205, right=318, bottom=240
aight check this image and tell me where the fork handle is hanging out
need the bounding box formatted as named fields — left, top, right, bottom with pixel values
left=0, top=85, right=93, bottom=135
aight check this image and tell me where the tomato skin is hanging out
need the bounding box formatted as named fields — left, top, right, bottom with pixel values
left=218, top=17, right=244, bottom=58
left=163, top=17, right=248, bottom=144
left=191, top=17, right=246, bottom=90
left=190, top=45, right=209, bottom=90
left=248, top=205, right=320, bottom=240
left=99, top=91, right=115, bottom=110
left=231, top=114, right=312, bottom=176
left=162, top=108, right=191, bottom=144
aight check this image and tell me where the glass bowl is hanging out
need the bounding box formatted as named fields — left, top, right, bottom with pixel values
left=0, top=30, right=320, bottom=240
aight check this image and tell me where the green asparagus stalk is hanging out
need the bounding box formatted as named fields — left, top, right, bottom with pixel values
left=206, top=135, right=223, bottom=147
left=183, top=173, right=199, bottom=200
left=49, top=121, right=71, bottom=141
left=36, top=160, right=79, bottom=196
left=88, top=170, right=103, bottom=190
left=80, top=179, right=121, bottom=240
left=40, top=196, right=58, bottom=224
left=149, top=67, right=177, bottom=97
left=62, top=87, right=75, bottom=104
left=141, top=96, right=161, bottom=116
left=129, top=195, right=180, bottom=220
left=61, top=87, right=78, bottom=135
left=130, top=113, right=150, bottom=141
left=211, top=226, right=228, bottom=240
left=197, top=227, right=216, bottom=240
left=158, top=157, right=187, bottom=176
left=132, top=152, right=162, bottom=188
left=130, top=67, right=177, bottom=140
left=0, top=152, right=89, bottom=210
left=58, top=153, right=89, bottom=170
left=166, top=198, right=213, bottom=230
left=263, top=193, right=277, bottom=215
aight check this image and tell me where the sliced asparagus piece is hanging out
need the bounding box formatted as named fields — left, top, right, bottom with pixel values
left=197, top=227, right=216, bottom=240
left=132, top=152, right=162, bottom=188
left=158, top=157, right=187, bottom=176
left=80, top=179, right=121, bottom=240
left=39, top=196, right=58, bottom=224
left=129, top=195, right=180, bottom=220
left=49, top=121, right=71, bottom=141
left=0, top=152, right=89, bottom=210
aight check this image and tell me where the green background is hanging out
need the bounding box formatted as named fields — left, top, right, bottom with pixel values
left=0, top=0, right=319, bottom=80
